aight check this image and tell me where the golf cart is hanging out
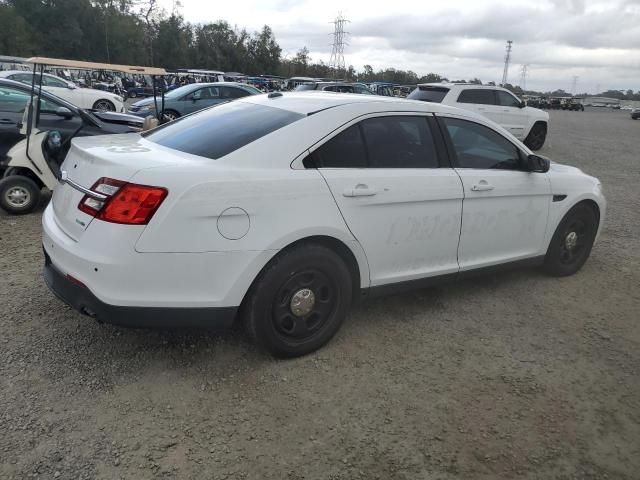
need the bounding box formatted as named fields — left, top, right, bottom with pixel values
left=0, top=57, right=167, bottom=215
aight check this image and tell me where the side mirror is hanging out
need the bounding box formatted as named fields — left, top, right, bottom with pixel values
left=55, top=106, right=74, bottom=119
left=67, top=83, right=76, bottom=90
left=519, top=100, right=526, bottom=108
left=526, top=154, right=550, bottom=173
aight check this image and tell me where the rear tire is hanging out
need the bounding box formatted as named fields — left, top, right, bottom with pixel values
left=543, top=203, right=598, bottom=277
left=524, top=122, right=547, bottom=150
left=241, top=244, right=352, bottom=357
left=162, top=110, right=180, bottom=122
left=0, top=175, right=41, bottom=215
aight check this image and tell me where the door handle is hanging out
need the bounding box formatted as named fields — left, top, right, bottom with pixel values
left=343, top=184, right=377, bottom=197
left=0, top=119, right=16, bottom=125
left=471, top=181, right=494, bottom=192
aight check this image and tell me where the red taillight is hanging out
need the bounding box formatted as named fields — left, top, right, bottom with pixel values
left=78, top=177, right=167, bottom=225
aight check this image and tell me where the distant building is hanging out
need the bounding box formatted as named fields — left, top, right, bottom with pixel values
left=582, top=96, right=621, bottom=106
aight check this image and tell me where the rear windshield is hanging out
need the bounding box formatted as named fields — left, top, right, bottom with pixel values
left=295, top=84, right=316, bottom=91
left=144, top=101, right=303, bottom=159
left=407, top=86, right=449, bottom=103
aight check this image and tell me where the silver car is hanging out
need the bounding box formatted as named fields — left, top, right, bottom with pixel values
left=294, top=82, right=374, bottom=95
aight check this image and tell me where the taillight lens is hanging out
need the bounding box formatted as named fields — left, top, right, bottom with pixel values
left=78, top=177, right=167, bottom=225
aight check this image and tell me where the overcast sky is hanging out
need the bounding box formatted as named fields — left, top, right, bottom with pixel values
left=159, top=0, right=640, bottom=93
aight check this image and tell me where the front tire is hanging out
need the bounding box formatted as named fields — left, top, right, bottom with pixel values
left=524, top=122, right=547, bottom=151
left=0, top=176, right=41, bottom=214
left=543, top=203, right=599, bottom=277
left=92, top=99, right=115, bottom=111
left=241, top=244, right=353, bottom=357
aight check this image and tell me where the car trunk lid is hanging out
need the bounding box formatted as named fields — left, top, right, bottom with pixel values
left=51, top=133, right=191, bottom=240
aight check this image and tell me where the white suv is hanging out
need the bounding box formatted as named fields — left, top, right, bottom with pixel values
left=408, top=83, right=549, bottom=150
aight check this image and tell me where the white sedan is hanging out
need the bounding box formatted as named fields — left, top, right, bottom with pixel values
left=42, top=93, right=606, bottom=357
left=0, top=70, right=124, bottom=112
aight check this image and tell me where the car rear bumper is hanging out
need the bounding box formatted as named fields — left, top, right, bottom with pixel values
left=43, top=250, right=237, bottom=329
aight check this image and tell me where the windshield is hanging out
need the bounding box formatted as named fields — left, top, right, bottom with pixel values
left=407, top=86, right=449, bottom=103
left=144, top=101, right=304, bottom=160
left=295, top=84, right=317, bottom=91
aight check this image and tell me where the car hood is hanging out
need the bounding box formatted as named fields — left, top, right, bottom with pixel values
left=77, top=87, right=120, bottom=99
left=524, top=106, right=549, bottom=119
left=131, top=97, right=157, bottom=108
left=91, top=110, right=144, bottom=126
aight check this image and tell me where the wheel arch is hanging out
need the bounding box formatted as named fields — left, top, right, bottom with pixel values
left=3, top=166, right=45, bottom=189
left=239, top=234, right=368, bottom=310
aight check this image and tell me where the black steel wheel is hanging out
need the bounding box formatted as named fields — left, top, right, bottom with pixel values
left=524, top=122, right=547, bottom=151
left=241, top=243, right=352, bottom=357
left=544, top=203, right=598, bottom=276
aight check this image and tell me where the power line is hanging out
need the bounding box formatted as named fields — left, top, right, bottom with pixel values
left=571, top=75, right=579, bottom=95
left=501, top=40, right=513, bottom=86
left=329, top=13, right=350, bottom=72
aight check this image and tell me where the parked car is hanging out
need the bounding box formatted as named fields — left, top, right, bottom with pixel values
left=295, top=82, right=375, bottom=95
left=632, top=108, right=640, bottom=120
left=408, top=83, right=549, bottom=150
left=0, top=78, right=142, bottom=174
left=43, top=92, right=605, bottom=357
left=0, top=70, right=125, bottom=112
left=127, top=82, right=261, bottom=120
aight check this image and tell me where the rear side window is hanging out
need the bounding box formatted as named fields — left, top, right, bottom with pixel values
left=407, top=86, right=449, bottom=103
left=457, top=89, right=495, bottom=105
left=360, top=116, right=438, bottom=168
left=314, top=125, right=367, bottom=168
left=312, top=116, right=439, bottom=168
left=223, top=87, right=250, bottom=99
left=144, top=101, right=304, bottom=160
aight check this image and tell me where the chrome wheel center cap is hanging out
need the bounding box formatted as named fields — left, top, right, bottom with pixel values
left=290, top=288, right=315, bottom=317
left=565, top=231, right=578, bottom=249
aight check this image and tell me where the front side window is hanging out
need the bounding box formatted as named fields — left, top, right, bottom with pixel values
left=442, top=117, right=522, bottom=170
left=144, top=101, right=304, bottom=160
left=312, top=116, right=439, bottom=169
left=457, top=89, right=495, bottom=105
left=496, top=90, right=522, bottom=108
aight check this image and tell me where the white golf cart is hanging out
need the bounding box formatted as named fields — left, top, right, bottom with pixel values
left=0, top=57, right=167, bottom=215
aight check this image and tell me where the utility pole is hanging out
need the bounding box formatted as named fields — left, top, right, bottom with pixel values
left=595, top=83, right=601, bottom=95
left=571, top=75, right=579, bottom=95
left=329, top=13, right=350, bottom=74
left=501, top=40, right=513, bottom=86
left=519, top=64, right=529, bottom=90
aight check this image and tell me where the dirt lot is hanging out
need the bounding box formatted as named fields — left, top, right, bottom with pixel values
left=1, top=108, right=639, bottom=479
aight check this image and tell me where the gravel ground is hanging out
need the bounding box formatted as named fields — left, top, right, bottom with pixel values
left=1, top=108, right=639, bottom=479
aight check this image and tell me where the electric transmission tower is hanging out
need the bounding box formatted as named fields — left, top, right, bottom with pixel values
left=501, top=40, right=513, bottom=86
left=519, top=64, right=529, bottom=90
left=329, top=13, right=350, bottom=72
left=571, top=75, right=579, bottom=95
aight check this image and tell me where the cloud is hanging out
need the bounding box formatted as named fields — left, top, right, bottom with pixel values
left=162, top=0, right=640, bottom=92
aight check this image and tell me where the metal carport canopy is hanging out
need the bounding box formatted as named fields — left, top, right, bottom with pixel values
left=25, top=57, right=167, bottom=75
